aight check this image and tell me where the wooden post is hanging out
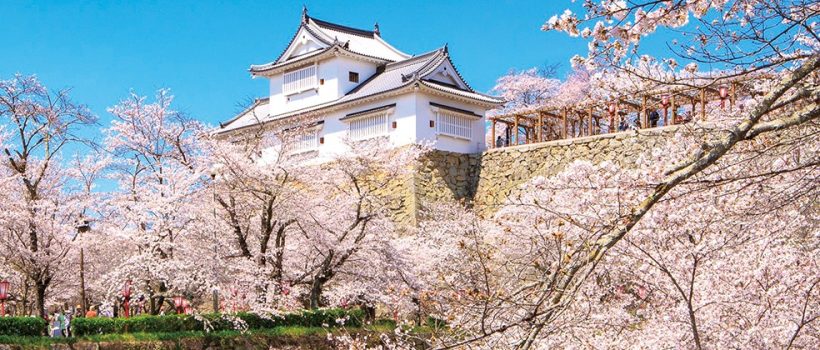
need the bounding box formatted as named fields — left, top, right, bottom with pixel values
left=490, top=118, right=496, bottom=148
left=513, top=115, right=519, bottom=145
left=609, top=105, right=614, bottom=133
left=588, top=107, right=594, bottom=135
left=670, top=94, right=677, bottom=125
left=505, top=124, right=511, bottom=146
left=641, top=95, right=648, bottom=129
left=562, top=108, right=568, bottom=139
left=730, top=82, right=736, bottom=110
left=537, top=113, right=543, bottom=142
left=80, top=248, right=87, bottom=314
left=691, top=96, right=696, bottom=120
left=700, top=88, right=706, bottom=120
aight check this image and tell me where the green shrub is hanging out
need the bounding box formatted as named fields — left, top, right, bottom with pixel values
left=372, top=319, right=397, bottom=328
left=426, top=316, right=447, bottom=328
left=0, top=317, right=48, bottom=336
left=72, top=308, right=365, bottom=336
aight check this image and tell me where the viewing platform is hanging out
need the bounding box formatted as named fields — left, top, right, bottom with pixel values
left=489, top=74, right=765, bottom=148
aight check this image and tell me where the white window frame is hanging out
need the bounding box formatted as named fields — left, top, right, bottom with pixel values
left=286, top=127, right=321, bottom=155
left=283, top=63, right=318, bottom=96
left=432, top=106, right=476, bottom=140
left=345, top=107, right=394, bottom=141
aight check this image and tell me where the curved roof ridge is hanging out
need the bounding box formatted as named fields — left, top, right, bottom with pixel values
left=415, top=48, right=450, bottom=77
left=384, top=47, right=445, bottom=71
left=425, top=48, right=477, bottom=92
left=373, top=34, right=411, bottom=60
left=308, top=16, right=375, bottom=38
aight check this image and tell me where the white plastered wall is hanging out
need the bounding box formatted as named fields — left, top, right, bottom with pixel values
left=415, top=92, right=487, bottom=154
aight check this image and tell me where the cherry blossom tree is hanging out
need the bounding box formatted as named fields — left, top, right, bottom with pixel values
left=490, top=66, right=562, bottom=116
left=287, top=140, right=425, bottom=310
left=200, top=132, right=302, bottom=312
left=489, top=66, right=593, bottom=143
left=420, top=120, right=817, bottom=348
left=0, top=75, right=98, bottom=318
left=100, top=89, right=212, bottom=314
left=418, top=1, right=819, bottom=348
left=201, top=131, right=428, bottom=315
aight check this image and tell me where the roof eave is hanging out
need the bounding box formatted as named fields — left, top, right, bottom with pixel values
left=419, top=82, right=504, bottom=109
left=250, top=45, right=392, bottom=77
left=215, top=85, right=416, bottom=137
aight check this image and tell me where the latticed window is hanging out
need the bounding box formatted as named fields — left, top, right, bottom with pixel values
left=283, top=64, right=317, bottom=95
left=287, top=129, right=319, bottom=154
left=436, top=110, right=473, bottom=139
left=349, top=113, right=389, bottom=140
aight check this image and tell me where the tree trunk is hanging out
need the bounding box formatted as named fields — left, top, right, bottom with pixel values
left=308, top=276, right=327, bottom=309
left=309, top=254, right=334, bottom=309
left=35, top=282, right=47, bottom=319
left=150, top=282, right=168, bottom=315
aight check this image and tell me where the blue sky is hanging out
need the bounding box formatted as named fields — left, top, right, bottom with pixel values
left=1, top=0, right=594, bottom=130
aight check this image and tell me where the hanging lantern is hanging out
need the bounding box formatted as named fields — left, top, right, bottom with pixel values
left=121, top=280, right=132, bottom=318
left=0, top=281, right=8, bottom=317
left=173, top=296, right=184, bottom=309
left=608, top=101, right=617, bottom=114
left=719, top=85, right=729, bottom=108
left=121, top=280, right=132, bottom=298
left=0, top=281, right=8, bottom=300
left=662, top=94, right=670, bottom=107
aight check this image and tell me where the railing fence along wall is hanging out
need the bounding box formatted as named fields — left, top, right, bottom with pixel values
left=490, top=74, right=777, bottom=148
left=283, top=64, right=318, bottom=95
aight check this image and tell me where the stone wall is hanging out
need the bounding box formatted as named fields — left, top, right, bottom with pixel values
left=407, top=126, right=688, bottom=218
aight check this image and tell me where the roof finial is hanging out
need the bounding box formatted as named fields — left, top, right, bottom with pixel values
left=443, top=43, right=449, bottom=54
left=374, top=22, right=380, bottom=36
left=301, top=5, right=309, bottom=23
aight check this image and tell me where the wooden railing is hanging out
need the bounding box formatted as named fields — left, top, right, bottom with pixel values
left=489, top=75, right=762, bottom=149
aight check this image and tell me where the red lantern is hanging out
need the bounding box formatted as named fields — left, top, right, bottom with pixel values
left=121, top=280, right=132, bottom=298
left=172, top=296, right=185, bottom=314
left=0, top=281, right=9, bottom=300
left=661, top=94, right=670, bottom=107
left=0, top=281, right=9, bottom=317
left=719, top=85, right=729, bottom=108
left=121, top=280, right=132, bottom=318
left=608, top=101, right=618, bottom=133
left=184, top=306, right=193, bottom=315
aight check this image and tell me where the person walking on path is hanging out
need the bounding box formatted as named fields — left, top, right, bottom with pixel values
left=64, top=310, right=72, bottom=337
left=85, top=306, right=97, bottom=318
left=649, top=109, right=660, bottom=127
left=50, top=311, right=64, bottom=337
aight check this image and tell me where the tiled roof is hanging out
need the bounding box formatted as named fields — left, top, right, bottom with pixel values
left=340, top=103, right=396, bottom=121
left=310, top=17, right=376, bottom=38
left=305, top=16, right=409, bottom=62
left=250, top=15, right=410, bottom=75
left=420, top=80, right=504, bottom=104
left=249, top=47, right=332, bottom=73
left=429, top=102, right=482, bottom=118
left=217, top=98, right=269, bottom=131
left=218, top=47, right=503, bottom=135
